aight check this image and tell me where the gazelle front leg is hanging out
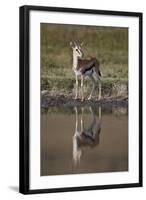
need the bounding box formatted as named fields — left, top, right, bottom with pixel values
left=75, top=75, right=78, bottom=99
left=74, top=107, right=78, bottom=132
left=81, top=75, right=84, bottom=101
left=98, top=106, right=101, bottom=119
left=73, top=106, right=82, bottom=165
left=81, top=107, right=84, bottom=133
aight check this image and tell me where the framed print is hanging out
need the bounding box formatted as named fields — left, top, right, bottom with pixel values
left=19, top=5, right=143, bottom=194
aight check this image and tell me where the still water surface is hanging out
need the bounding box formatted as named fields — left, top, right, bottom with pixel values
left=41, top=107, right=128, bottom=176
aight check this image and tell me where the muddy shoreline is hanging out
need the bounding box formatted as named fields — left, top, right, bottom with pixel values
left=41, top=92, right=128, bottom=109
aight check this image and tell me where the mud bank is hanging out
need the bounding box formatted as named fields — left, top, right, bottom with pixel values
left=41, top=92, right=128, bottom=109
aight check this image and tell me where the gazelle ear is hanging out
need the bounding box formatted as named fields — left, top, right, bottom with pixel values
left=70, top=41, right=74, bottom=48
left=80, top=42, right=84, bottom=46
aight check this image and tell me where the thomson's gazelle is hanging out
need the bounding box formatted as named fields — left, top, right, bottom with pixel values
left=70, top=41, right=101, bottom=100
left=73, top=107, right=101, bottom=165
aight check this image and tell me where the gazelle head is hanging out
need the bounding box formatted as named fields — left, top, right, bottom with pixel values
left=70, top=41, right=84, bottom=58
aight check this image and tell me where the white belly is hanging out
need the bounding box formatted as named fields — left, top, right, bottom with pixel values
left=84, top=69, right=93, bottom=76
left=73, top=67, right=96, bottom=78
left=73, top=68, right=82, bottom=76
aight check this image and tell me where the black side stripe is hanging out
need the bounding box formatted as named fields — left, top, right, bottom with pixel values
left=83, top=64, right=95, bottom=74
left=82, top=131, right=95, bottom=141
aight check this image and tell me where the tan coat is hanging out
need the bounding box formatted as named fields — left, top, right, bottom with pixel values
left=77, top=57, right=101, bottom=76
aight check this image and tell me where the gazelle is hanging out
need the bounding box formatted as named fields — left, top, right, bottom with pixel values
left=73, top=106, right=102, bottom=165
left=70, top=41, right=101, bottom=100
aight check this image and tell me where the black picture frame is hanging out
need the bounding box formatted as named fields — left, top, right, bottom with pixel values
left=19, top=5, right=143, bottom=194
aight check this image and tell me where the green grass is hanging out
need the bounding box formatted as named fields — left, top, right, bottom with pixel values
left=41, top=23, right=128, bottom=97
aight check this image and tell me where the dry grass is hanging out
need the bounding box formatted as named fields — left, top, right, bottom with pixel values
left=41, top=23, right=128, bottom=96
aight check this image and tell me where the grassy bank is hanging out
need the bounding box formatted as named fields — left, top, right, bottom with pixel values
left=41, top=24, right=128, bottom=98
left=41, top=76, right=128, bottom=98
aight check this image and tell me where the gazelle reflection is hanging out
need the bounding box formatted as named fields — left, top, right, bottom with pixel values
left=73, top=107, right=102, bottom=165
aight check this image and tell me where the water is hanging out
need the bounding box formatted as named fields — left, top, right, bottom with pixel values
left=41, top=106, right=128, bottom=176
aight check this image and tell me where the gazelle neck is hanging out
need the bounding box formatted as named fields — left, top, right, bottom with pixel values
left=73, top=54, right=79, bottom=69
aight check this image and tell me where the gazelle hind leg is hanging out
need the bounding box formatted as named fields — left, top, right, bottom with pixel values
left=81, top=75, right=84, bottom=101
left=88, top=75, right=97, bottom=100
left=98, top=80, right=101, bottom=100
